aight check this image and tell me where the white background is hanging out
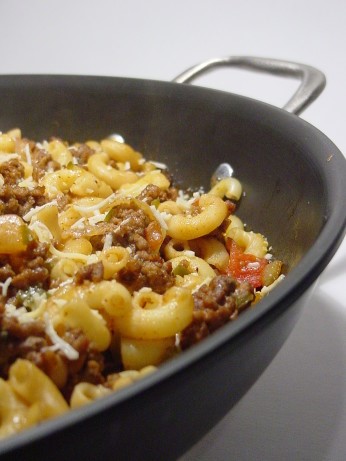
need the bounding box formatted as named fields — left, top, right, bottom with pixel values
left=1, top=1, right=345, bottom=459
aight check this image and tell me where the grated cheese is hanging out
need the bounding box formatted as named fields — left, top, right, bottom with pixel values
left=260, top=274, right=285, bottom=296
left=158, top=210, right=172, bottom=222
left=176, top=191, right=200, bottom=210
left=49, top=245, right=90, bottom=262
left=18, top=176, right=37, bottom=190
left=23, top=200, right=58, bottom=222
left=0, top=277, right=12, bottom=297
left=29, top=221, right=54, bottom=243
left=103, top=233, right=113, bottom=251
left=45, top=314, right=79, bottom=360
left=149, top=205, right=168, bottom=230
left=24, top=143, right=32, bottom=165
left=113, top=217, right=131, bottom=234
left=88, top=212, right=107, bottom=225
left=36, top=141, right=49, bottom=150
left=246, top=262, right=260, bottom=270
left=86, top=254, right=100, bottom=265
left=4, top=303, right=28, bottom=319
left=0, top=153, right=19, bottom=164
left=73, top=193, right=117, bottom=213
left=71, top=216, right=86, bottom=229
left=149, top=160, right=167, bottom=170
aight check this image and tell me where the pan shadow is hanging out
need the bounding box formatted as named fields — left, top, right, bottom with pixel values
left=179, top=287, right=346, bottom=461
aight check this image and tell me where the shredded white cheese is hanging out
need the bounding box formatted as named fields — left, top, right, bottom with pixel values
left=246, top=262, right=261, bottom=270
left=49, top=245, right=90, bottom=262
left=36, top=141, right=49, bottom=150
left=23, top=200, right=58, bottom=222
left=71, top=216, right=86, bottom=229
left=149, top=160, right=167, bottom=170
left=86, top=254, right=100, bottom=265
left=4, top=303, right=28, bottom=319
left=103, top=233, right=113, bottom=251
left=45, top=315, right=79, bottom=360
left=113, top=217, right=131, bottom=234
left=29, top=221, right=54, bottom=243
left=88, top=212, right=107, bottom=225
left=158, top=210, right=172, bottom=222
left=0, top=153, right=20, bottom=164
left=18, top=176, right=37, bottom=190
left=260, top=274, right=286, bottom=296
left=176, top=191, right=200, bottom=210
left=73, top=193, right=117, bottom=213
left=0, top=277, right=12, bottom=297
left=149, top=205, right=168, bottom=230
left=24, top=143, right=32, bottom=165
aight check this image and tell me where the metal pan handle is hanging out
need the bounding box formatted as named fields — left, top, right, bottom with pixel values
left=173, top=56, right=326, bottom=116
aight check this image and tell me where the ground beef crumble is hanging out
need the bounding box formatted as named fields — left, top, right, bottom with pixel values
left=86, top=204, right=175, bottom=293
left=75, top=261, right=104, bottom=285
left=137, top=184, right=178, bottom=204
left=0, top=183, right=47, bottom=217
left=0, top=156, right=48, bottom=216
left=0, top=240, right=51, bottom=295
left=0, top=159, right=24, bottom=185
left=118, top=255, right=174, bottom=294
left=70, top=143, right=95, bottom=165
left=180, top=275, right=255, bottom=350
left=31, top=146, right=60, bottom=180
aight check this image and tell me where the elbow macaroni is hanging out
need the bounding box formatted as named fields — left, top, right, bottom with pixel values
left=0, top=129, right=284, bottom=438
left=87, top=152, right=138, bottom=189
left=115, top=286, right=194, bottom=340
left=0, top=360, right=68, bottom=438
left=165, top=194, right=228, bottom=240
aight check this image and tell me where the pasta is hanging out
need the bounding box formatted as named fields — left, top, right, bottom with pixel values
left=0, top=128, right=284, bottom=438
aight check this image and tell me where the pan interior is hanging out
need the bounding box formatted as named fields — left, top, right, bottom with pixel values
left=0, top=75, right=330, bottom=271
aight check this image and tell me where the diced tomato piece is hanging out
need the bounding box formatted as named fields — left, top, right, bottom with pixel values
left=226, top=239, right=268, bottom=288
left=145, top=221, right=164, bottom=252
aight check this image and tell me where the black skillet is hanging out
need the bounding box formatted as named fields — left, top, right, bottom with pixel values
left=0, top=56, right=345, bottom=461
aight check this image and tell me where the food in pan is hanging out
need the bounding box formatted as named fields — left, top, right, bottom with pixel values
left=0, top=129, right=284, bottom=438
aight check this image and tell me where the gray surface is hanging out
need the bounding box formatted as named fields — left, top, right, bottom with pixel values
left=1, top=1, right=345, bottom=459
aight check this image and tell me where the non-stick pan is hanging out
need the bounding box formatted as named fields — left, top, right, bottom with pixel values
left=0, top=57, right=345, bottom=461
